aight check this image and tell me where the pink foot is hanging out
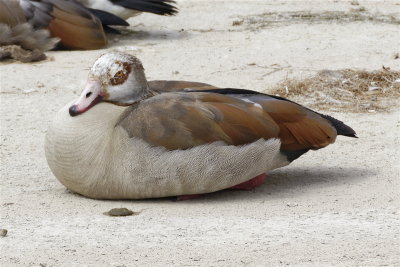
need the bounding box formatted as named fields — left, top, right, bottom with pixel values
left=229, top=173, right=267, bottom=190
left=176, top=173, right=267, bottom=200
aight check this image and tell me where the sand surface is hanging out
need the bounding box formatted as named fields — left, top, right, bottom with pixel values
left=1, top=0, right=399, bottom=266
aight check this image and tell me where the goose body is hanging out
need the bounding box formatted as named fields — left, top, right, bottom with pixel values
left=0, top=0, right=177, bottom=50
left=45, top=52, right=357, bottom=199
left=46, top=103, right=287, bottom=199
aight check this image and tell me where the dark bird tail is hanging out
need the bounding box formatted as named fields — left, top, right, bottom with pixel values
left=113, top=0, right=178, bottom=16
left=319, top=114, right=357, bottom=138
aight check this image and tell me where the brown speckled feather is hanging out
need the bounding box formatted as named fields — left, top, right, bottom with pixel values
left=0, top=0, right=60, bottom=52
left=240, top=95, right=337, bottom=150
left=0, top=0, right=26, bottom=26
left=138, top=82, right=340, bottom=151
left=119, top=92, right=283, bottom=150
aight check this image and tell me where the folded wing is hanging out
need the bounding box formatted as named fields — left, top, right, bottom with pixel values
left=117, top=89, right=353, bottom=157
left=118, top=92, right=281, bottom=150
left=20, top=0, right=107, bottom=49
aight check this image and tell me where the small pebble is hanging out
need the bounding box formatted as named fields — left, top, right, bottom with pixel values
left=36, top=82, right=44, bottom=88
left=232, top=20, right=244, bottom=26
left=104, top=208, right=136, bottom=216
left=22, top=89, right=38, bottom=94
left=0, top=229, right=8, bottom=237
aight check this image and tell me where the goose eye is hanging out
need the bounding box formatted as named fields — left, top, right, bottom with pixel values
left=110, top=70, right=127, bottom=85
left=115, top=70, right=124, bottom=77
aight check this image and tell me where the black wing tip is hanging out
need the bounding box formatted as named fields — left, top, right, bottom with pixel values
left=319, top=114, right=357, bottom=138
left=88, top=8, right=129, bottom=26
left=155, top=1, right=178, bottom=16
left=188, top=88, right=263, bottom=95
left=343, top=133, right=358, bottom=138
left=113, top=0, right=178, bottom=16
left=103, top=25, right=122, bottom=34
left=281, top=149, right=310, bottom=162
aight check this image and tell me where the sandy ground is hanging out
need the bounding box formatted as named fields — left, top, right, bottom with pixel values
left=1, top=0, right=400, bottom=266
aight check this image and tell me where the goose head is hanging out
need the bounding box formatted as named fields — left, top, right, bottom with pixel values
left=69, top=52, right=151, bottom=116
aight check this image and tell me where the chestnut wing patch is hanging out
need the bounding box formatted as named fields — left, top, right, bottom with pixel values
left=118, top=92, right=280, bottom=150
left=237, top=95, right=338, bottom=150
left=47, top=0, right=107, bottom=49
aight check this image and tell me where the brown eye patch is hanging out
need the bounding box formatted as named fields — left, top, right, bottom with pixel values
left=110, top=62, right=132, bottom=86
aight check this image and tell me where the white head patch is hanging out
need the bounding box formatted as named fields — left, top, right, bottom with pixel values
left=91, top=52, right=137, bottom=77
left=89, top=52, right=148, bottom=104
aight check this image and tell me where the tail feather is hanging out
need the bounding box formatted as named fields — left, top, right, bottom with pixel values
left=88, top=8, right=129, bottom=26
left=319, top=114, right=357, bottom=138
left=112, top=0, right=178, bottom=16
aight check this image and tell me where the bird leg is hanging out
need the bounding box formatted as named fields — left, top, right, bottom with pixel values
left=228, top=173, right=267, bottom=190
left=175, top=173, right=267, bottom=201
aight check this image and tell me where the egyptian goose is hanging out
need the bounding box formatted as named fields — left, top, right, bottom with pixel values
left=45, top=52, right=357, bottom=200
left=0, top=0, right=177, bottom=50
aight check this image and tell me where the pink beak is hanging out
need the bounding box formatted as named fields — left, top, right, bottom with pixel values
left=69, top=80, right=103, bottom=117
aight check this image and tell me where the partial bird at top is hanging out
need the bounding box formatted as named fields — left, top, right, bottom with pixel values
left=0, top=0, right=178, bottom=53
left=78, top=0, right=177, bottom=19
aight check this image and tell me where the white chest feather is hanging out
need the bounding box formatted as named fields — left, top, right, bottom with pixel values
left=45, top=103, right=289, bottom=199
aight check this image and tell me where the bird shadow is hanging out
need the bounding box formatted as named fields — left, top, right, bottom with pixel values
left=201, top=166, right=374, bottom=202
left=107, top=28, right=189, bottom=46
left=63, top=166, right=374, bottom=205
